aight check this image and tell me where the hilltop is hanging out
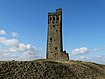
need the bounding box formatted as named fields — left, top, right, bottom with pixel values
left=0, top=59, right=105, bottom=79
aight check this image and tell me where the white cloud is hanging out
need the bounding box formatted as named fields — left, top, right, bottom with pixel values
left=79, top=56, right=86, bottom=59
left=72, top=46, right=105, bottom=56
left=0, top=39, right=36, bottom=53
left=72, top=47, right=89, bottom=55
left=11, top=32, right=17, bottom=37
left=18, top=43, right=36, bottom=53
left=0, top=30, right=6, bottom=35
left=5, top=39, right=19, bottom=47
left=0, top=37, right=19, bottom=47
left=0, top=37, right=5, bottom=42
left=0, top=29, right=42, bottom=61
left=71, top=46, right=105, bottom=64
left=0, top=37, right=37, bottom=60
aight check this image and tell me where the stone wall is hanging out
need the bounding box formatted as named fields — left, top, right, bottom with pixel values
left=0, top=60, right=105, bottom=79
left=0, top=61, right=76, bottom=79
left=61, top=51, right=69, bottom=60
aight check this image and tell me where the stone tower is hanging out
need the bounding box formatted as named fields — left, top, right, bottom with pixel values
left=46, top=8, right=69, bottom=60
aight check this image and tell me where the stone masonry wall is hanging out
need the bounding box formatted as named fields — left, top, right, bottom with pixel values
left=0, top=61, right=76, bottom=79
left=0, top=61, right=105, bottom=79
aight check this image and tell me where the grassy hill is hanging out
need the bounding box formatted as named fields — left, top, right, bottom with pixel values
left=0, top=59, right=105, bottom=79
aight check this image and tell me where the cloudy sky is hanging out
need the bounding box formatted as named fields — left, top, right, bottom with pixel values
left=0, top=0, right=105, bottom=64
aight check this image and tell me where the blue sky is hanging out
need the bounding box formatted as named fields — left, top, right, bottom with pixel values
left=0, top=0, right=105, bottom=64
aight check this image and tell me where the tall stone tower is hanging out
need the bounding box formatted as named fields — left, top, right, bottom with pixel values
left=46, top=8, right=69, bottom=60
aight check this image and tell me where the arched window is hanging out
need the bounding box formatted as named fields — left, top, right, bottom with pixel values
left=50, top=38, right=52, bottom=40
left=53, top=25, right=55, bottom=27
left=55, top=47, right=57, bottom=50
left=50, top=17, right=51, bottom=21
left=53, top=16, right=55, bottom=20
left=57, top=16, right=59, bottom=20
